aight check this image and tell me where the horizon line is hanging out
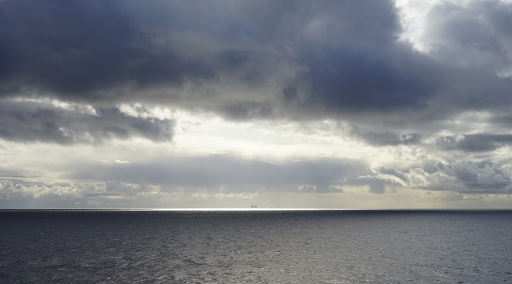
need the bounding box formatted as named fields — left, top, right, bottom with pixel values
left=1, top=208, right=511, bottom=211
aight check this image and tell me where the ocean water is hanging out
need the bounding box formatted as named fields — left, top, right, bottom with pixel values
left=0, top=210, right=511, bottom=283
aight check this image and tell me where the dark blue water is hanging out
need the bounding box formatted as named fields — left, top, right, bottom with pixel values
left=0, top=210, right=511, bottom=283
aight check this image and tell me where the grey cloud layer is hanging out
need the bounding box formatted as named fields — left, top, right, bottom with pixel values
left=1, top=0, right=511, bottom=123
left=0, top=156, right=369, bottom=208
left=68, top=156, right=367, bottom=194
left=69, top=154, right=512, bottom=194
left=0, top=100, right=174, bottom=144
left=3, top=153, right=510, bottom=207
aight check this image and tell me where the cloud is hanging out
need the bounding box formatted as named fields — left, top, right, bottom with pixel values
left=0, top=0, right=509, bottom=125
left=1, top=0, right=512, bottom=208
left=0, top=179, right=168, bottom=208
left=299, top=184, right=342, bottom=194
left=435, top=134, right=512, bottom=152
left=368, top=182, right=386, bottom=194
left=0, top=0, right=302, bottom=113
left=66, top=155, right=367, bottom=194
left=0, top=99, right=174, bottom=144
left=422, top=0, right=512, bottom=70
left=369, top=161, right=512, bottom=194
left=0, top=179, right=98, bottom=200
left=349, top=126, right=421, bottom=146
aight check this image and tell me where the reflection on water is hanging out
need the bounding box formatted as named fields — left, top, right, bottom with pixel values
left=1, top=210, right=511, bottom=283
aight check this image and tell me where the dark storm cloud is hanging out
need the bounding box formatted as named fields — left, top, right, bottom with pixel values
left=230, top=0, right=442, bottom=113
left=67, top=156, right=368, bottom=194
left=0, top=0, right=243, bottom=103
left=294, top=38, right=440, bottom=114
left=0, top=0, right=281, bottom=103
left=0, top=100, right=174, bottom=144
left=435, top=134, right=512, bottom=152
left=0, top=0, right=510, bottom=123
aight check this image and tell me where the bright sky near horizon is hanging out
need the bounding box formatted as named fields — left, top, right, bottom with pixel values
left=1, top=0, right=512, bottom=208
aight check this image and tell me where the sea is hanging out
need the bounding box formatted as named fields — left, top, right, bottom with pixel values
left=0, top=210, right=511, bottom=283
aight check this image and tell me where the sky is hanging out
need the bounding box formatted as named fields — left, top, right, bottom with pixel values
left=1, top=0, right=512, bottom=209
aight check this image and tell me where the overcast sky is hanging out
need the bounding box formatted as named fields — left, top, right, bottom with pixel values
left=1, top=0, right=512, bottom=208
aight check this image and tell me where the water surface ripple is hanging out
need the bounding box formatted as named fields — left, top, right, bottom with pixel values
left=0, top=210, right=511, bottom=283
